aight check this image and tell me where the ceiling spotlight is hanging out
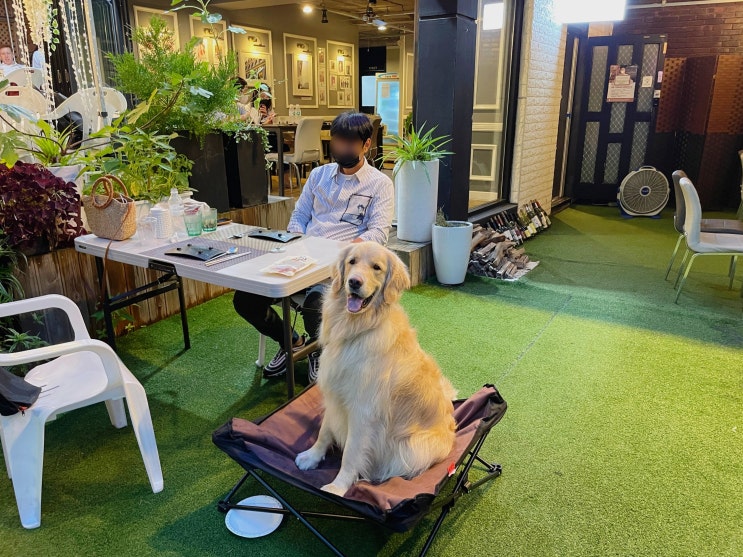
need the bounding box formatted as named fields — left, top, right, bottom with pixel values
left=321, top=8, right=328, bottom=23
left=378, top=25, right=387, bottom=31
left=302, top=4, right=313, bottom=13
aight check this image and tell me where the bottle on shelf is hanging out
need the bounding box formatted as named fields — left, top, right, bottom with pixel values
left=524, top=203, right=543, bottom=232
left=533, top=199, right=552, bottom=227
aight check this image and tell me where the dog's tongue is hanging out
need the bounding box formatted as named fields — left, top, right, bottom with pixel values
left=347, top=295, right=364, bottom=313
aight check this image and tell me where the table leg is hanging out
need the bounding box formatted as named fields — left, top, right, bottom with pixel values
left=95, top=257, right=117, bottom=350
left=281, top=296, right=295, bottom=399
left=277, top=128, right=285, bottom=197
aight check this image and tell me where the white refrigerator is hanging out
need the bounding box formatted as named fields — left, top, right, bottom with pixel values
left=375, top=73, right=400, bottom=144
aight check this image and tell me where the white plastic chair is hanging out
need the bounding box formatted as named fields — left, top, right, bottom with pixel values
left=0, top=85, right=50, bottom=117
left=4, top=67, right=45, bottom=90
left=50, top=87, right=128, bottom=139
left=674, top=178, right=743, bottom=302
left=0, top=294, right=163, bottom=529
left=266, top=117, right=324, bottom=191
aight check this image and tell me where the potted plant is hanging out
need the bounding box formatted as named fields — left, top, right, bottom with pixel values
left=386, top=123, right=453, bottom=243
left=81, top=126, right=194, bottom=218
left=0, top=233, right=48, bottom=376
left=432, top=208, right=473, bottom=285
left=0, top=162, right=86, bottom=256
left=107, top=11, right=269, bottom=211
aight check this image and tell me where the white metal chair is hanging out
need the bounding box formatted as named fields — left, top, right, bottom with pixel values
left=0, top=294, right=163, bottom=529
left=266, top=116, right=324, bottom=192
left=674, top=178, right=743, bottom=302
left=50, top=87, right=128, bottom=139
left=4, top=67, right=45, bottom=90
left=665, top=170, right=743, bottom=280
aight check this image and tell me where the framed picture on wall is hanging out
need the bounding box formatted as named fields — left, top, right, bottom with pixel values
left=190, top=15, right=227, bottom=67
left=239, top=52, right=271, bottom=82
left=318, top=47, right=325, bottom=65
left=319, top=88, right=326, bottom=105
left=327, top=40, right=354, bottom=110
left=133, top=6, right=180, bottom=55
left=232, top=25, right=274, bottom=95
left=291, top=53, right=314, bottom=96
left=329, top=73, right=337, bottom=91
left=283, top=33, right=318, bottom=107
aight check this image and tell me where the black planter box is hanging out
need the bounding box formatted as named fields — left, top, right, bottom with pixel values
left=172, top=131, right=268, bottom=212
left=223, top=131, right=268, bottom=208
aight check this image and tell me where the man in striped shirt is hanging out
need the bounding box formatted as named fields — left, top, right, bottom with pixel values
left=233, top=112, right=393, bottom=383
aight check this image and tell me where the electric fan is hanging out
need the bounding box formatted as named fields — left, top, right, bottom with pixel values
left=617, top=166, right=669, bottom=217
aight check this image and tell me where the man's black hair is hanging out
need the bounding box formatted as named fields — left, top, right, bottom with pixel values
left=259, top=97, right=272, bottom=110
left=330, top=112, right=372, bottom=143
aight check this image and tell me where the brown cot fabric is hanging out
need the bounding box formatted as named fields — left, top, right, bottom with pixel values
left=213, top=384, right=506, bottom=531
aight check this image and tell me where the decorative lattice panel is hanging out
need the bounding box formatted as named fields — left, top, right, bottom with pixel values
left=609, top=102, right=626, bottom=134
left=707, top=55, right=743, bottom=134
left=630, top=121, right=650, bottom=171
left=603, top=143, right=622, bottom=184
left=655, top=57, right=685, bottom=133
left=581, top=121, right=601, bottom=182
left=637, top=43, right=659, bottom=113
left=588, top=45, right=609, bottom=112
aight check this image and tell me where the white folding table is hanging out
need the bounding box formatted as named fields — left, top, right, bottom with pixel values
left=74, top=223, right=344, bottom=398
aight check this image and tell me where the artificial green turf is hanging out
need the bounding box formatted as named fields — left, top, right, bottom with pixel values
left=0, top=205, right=741, bottom=556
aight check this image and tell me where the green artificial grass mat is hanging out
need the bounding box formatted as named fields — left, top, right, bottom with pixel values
left=0, top=205, right=741, bottom=556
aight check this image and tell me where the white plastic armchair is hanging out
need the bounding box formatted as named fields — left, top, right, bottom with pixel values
left=0, top=294, right=163, bottom=529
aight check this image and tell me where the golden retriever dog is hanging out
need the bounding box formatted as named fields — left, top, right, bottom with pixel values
left=295, top=241, right=457, bottom=497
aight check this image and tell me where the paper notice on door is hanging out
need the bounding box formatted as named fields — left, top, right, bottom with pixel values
left=641, top=75, right=653, bottom=88
left=607, top=64, right=638, bottom=102
left=380, top=83, right=390, bottom=99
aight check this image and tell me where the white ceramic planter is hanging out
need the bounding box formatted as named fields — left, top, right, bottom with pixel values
left=395, top=159, right=439, bottom=243
left=432, top=221, right=473, bottom=285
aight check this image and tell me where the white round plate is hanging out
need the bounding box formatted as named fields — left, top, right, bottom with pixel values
left=225, top=495, right=284, bottom=538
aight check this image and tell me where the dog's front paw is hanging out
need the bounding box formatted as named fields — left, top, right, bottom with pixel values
left=320, top=483, right=347, bottom=497
left=295, top=449, right=323, bottom=471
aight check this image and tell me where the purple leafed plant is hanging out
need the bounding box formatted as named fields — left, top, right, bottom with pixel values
left=0, top=162, right=86, bottom=253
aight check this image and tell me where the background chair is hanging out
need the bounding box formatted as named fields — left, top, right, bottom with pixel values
left=0, top=85, right=50, bottom=117
left=0, top=294, right=163, bottom=528
left=4, top=67, right=45, bottom=90
left=50, top=87, right=128, bottom=139
left=665, top=170, right=743, bottom=280
left=266, top=117, right=324, bottom=192
left=366, top=114, right=382, bottom=168
left=674, top=178, right=743, bottom=302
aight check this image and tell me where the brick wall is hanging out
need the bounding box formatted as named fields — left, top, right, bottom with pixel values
left=615, top=2, right=743, bottom=57
left=510, top=0, right=566, bottom=213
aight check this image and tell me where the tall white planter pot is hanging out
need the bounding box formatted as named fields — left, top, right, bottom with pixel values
left=432, top=221, right=473, bottom=285
left=395, top=160, right=439, bottom=243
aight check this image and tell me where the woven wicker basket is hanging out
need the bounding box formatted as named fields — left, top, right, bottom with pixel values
left=82, top=175, right=137, bottom=241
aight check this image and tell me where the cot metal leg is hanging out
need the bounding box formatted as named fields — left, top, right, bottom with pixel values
left=728, top=256, right=737, bottom=290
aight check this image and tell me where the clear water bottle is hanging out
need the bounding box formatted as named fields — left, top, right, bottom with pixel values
left=167, top=188, right=187, bottom=239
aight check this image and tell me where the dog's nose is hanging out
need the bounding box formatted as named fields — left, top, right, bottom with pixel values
left=348, top=277, right=363, bottom=290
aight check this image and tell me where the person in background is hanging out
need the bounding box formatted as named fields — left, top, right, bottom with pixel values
left=30, top=43, right=44, bottom=70
left=235, top=77, right=261, bottom=124
left=232, top=112, right=393, bottom=383
left=0, top=46, right=24, bottom=75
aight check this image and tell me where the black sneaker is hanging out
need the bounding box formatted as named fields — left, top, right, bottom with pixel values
left=308, top=350, right=321, bottom=383
left=263, top=334, right=308, bottom=378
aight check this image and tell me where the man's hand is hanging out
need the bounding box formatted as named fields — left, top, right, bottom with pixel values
left=351, top=237, right=364, bottom=244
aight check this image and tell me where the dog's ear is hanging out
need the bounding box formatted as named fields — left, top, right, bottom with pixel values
left=382, top=250, right=411, bottom=303
left=332, top=244, right=354, bottom=294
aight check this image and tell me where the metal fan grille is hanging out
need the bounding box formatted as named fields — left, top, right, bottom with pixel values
left=619, top=169, right=669, bottom=216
